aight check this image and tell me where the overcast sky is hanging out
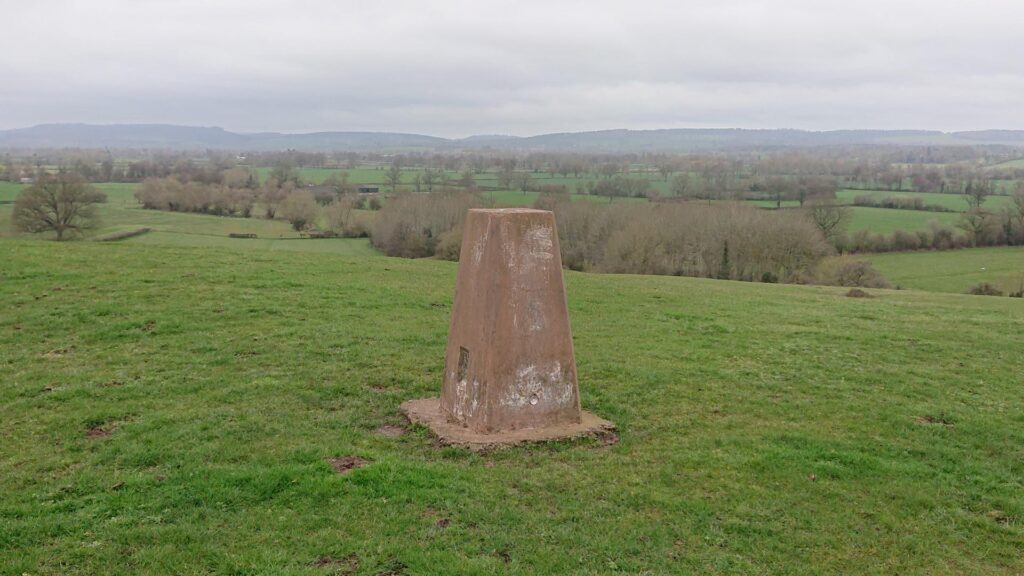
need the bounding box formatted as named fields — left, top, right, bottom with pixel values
left=2, top=0, right=1023, bottom=137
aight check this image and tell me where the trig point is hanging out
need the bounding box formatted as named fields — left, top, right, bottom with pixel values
left=401, top=208, right=616, bottom=449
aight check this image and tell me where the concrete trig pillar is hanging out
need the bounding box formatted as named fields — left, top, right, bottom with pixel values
left=401, top=209, right=615, bottom=449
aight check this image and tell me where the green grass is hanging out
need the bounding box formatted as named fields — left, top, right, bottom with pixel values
left=847, top=207, right=960, bottom=233
left=124, top=230, right=377, bottom=256
left=988, top=158, right=1024, bottom=170
left=1, top=240, right=1023, bottom=574
left=837, top=189, right=1015, bottom=211
left=866, top=246, right=1024, bottom=293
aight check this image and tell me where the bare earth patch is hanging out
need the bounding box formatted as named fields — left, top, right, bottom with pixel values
left=327, top=456, right=369, bottom=475
left=43, top=346, right=74, bottom=359
left=846, top=288, right=874, bottom=298
left=375, top=424, right=405, bottom=438
left=916, top=414, right=954, bottom=427
left=311, top=553, right=359, bottom=573
left=86, top=426, right=112, bottom=439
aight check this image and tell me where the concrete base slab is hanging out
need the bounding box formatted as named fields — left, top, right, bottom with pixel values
left=400, top=398, right=617, bottom=450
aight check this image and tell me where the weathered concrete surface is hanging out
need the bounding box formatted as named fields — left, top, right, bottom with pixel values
left=401, top=397, right=617, bottom=450
left=402, top=208, right=615, bottom=447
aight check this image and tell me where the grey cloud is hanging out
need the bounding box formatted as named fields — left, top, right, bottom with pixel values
left=2, top=0, right=1023, bottom=136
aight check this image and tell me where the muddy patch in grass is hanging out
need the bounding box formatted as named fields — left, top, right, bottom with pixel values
left=375, top=424, right=405, bottom=438
left=327, top=456, right=369, bottom=475
left=845, top=288, right=874, bottom=298
left=986, top=510, right=1012, bottom=525
left=86, top=425, right=113, bottom=439
left=43, top=346, right=75, bottom=359
left=311, top=553, right=360, bottom=573
left=916, top=414, right=954, bottom=427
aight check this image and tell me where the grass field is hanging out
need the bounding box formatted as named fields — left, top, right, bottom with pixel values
left=1, top=241, right=1022, bottom=574
left=846, top=207, right=960, bottom=233
left=988, top=158, right=1024, bottom=170
left=866, top=246, right=1024, bottom=294
left=836, top=189, right=1015, bottom=211
left=1, top=178, right=1019, bottom=296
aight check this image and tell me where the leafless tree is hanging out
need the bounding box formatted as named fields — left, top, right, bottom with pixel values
left=384, top=163, right=402, bottom=193
left=12, top=173, right=106, bottom=240
left=279, top=191, right=320, bottom=231
left=806, top=199, right=851, bottom=243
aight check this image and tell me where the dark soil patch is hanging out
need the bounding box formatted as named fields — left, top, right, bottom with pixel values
left=375, top=424, right=405, bottom=438
left=311, top=553, right=360, bottom=573
left=435, top=517, right=450, bottom=529
left=86, top=426, right=112, bottom=439
left=140, top=320, right=156, bottom=332
left=986, top=510, right=1011, bottom=525
left=43, top=346, right=74, bottom=359
left=597, top=429, right=620, bottom=446
left=916, top=414, right=954, bottom=427
left=327, top=456, right=369, bottom=475
left=845, top=288, right=874, bottom=298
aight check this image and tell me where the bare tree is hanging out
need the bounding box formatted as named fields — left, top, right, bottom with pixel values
left=384, top=163, right=402, bottom=193
left=512, top=172, right=532, bottom=194
left=422, top=169, right=437, bottom=192
left=806, top=199, right=851, bottom=243
left=324, top=197, right=357, bottom=235
left=278, top=190, right=320, bottom=231
left=957, top=208, right=994, bottom=246
left=12, top=173, right=106, bottom=240
left=670, top=173, right=691, bottom=198
left=964, top=177, right=992, bottom=209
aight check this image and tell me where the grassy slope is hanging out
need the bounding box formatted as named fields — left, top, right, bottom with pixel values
left=867, top=246, right=1024, bottom=293
left=1, top=241, right=1022, bottom=575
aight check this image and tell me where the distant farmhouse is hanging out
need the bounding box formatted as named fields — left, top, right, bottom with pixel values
left=358, top=185, right=379, bottom=194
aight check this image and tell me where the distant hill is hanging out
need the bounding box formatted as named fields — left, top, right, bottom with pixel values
left=1, top=123, right=1023, bottom=152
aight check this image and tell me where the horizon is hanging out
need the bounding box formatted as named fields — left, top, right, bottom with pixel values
left=6, top=122, right=1024, bottom=140
left=3, top=1, right=1023, bottom=137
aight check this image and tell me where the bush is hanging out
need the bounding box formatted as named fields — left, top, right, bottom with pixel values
left=966, top=282, right=1003, bottom=296
left=278, top=191, right=320, bottom=231
left=136, top=177, right=256, bottom=217
left=552, top=201, right=832, bottom=280
left=814, top=256, right=891, bottom=288
left=370, top=192, right=481, bottom=258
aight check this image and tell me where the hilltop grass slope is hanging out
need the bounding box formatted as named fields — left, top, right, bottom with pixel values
left=1, top=241, right=1022, bottom=574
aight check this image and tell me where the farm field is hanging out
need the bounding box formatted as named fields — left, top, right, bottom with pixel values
left=846, top=206, right=959, bottom=233
left=2, top=178, right=1021, bottom=293
left=836, top=189, right=1015, bottom=211
left=1, top=240, right=1022, bottom=574
left=124, top=230, right=376, bottom=256
left=989, top=158, right=1024, bottom=170
left=866, top=246, right=1024, bottom=294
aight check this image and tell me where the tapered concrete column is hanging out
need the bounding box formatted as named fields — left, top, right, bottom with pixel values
left=402, top=209, right=615, bottom=449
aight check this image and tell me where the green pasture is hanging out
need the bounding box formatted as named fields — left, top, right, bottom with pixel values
left=846, top=207, right=960, bottom=234
left=836, top=189, right=1015, bottom=211
left=2, top=241, right=1023, bottom=574
left=866, top=246, right=1024, bottom=294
